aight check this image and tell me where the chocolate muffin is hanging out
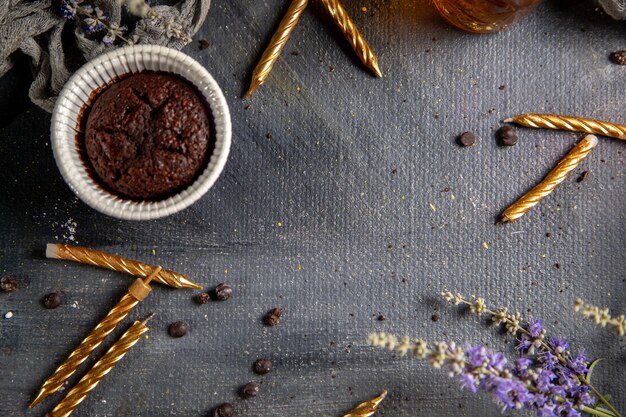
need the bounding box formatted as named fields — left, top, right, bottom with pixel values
left=84, top=72, right=212, bottom=199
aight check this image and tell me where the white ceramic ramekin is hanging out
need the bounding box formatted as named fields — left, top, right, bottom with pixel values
left=51, top=45, right=231, bottom=220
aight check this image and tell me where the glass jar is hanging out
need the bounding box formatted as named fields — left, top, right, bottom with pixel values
left=432, top=0, right=543, bottom=33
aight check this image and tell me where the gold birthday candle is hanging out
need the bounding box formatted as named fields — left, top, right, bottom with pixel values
left=343, top=390, right=388, bottom=417
left=504, top=113, right=626, bottom=141
left=500, top=135, right=598, bottom=223
left=46, top=315, right=154, bottom=417
left=29, top=267, right=161, bottom=409
left=46, top=243, right=201, bottom=290
left=319, top=0, right=382, bottom=77
left=246, top=0, right=309, bottom=97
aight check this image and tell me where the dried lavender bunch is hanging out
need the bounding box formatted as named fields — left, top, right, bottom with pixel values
left=59, top=0, right=130, bottom=45
left=118, top=0, right=192, bottom=43
left=368, top=293, right=622, bottom=417
left=574, top=299, right=626, bottom=340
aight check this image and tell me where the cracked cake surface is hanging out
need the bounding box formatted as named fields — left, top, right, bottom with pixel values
left=84, top=72, right=212, bottom=200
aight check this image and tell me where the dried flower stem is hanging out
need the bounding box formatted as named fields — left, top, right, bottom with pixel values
left=76, top=5, right=131, bottom=44
left=500, top=134, right=598, bottom=223
left=574, top=299, right=626, bottom=340
left=505, top=113, right=626, bottom=141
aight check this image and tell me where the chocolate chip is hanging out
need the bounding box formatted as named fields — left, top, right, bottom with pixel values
left=214, top=283, right=232, bottom=301
left=576, top=170, right=589, bottom=183
left=168, top=321, right=188, bottom=338
left=198, top=39, right=210, bottom=50
left=241, top=382, right=259, bottom=399
left=42, top=292, right=62, bottom=309
left=212, top=403, right=235, bottom=417
left=263, top=307, right=283, bottom=326
left=196, top=292, right=210, bottom=304
left=1, top=276, right=18, bottom=292
left=253, top=358, right=272, bottom=375
left=609, top=50, right=626, bottom=65
left=457, top=131, right=476, bottom=147
left=377, top=315, right=386, bottom=321
left=497, top=126, right=518, bottom=146
left=431, top=312, right=440, bottom=322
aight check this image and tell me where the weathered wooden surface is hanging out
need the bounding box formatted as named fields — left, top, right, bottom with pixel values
left=0, top=1, right=624, bottom=416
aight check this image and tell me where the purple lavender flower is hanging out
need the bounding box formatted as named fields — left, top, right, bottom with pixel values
left=539, top=350, right=558, bottom=370
left=536, top=369, right=557, bottom=393
left=59, top=0, right=78, bottom=19
left=549, top=337, right=570, bottom=354
left=566, top=351, right=589, bottom=375
left=459, top=373, right=478, bottom=393
left=82, top=6, right=107, bottom=33
left=556, top=400, right=581, bottom=417
left=528, top=319, right=544, bottom=338
left=514, top=357, right=533, bottom=376
left=537, top=403, right=557, bottom=417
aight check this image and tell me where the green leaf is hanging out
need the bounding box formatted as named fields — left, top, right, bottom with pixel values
left=585, top=358, right=604, bottom=383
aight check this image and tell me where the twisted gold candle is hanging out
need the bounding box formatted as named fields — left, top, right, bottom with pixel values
left=46, top=314, right=154, bottom=417
left=504, top=113, right=626, bottom=140
left=500, top=135, right=598, bottom=223
left=319, top=0, right=382, bottom=78
left=46, top=243, right=201, bottom=290
left=246, top=0, right=308, bottom=97
left=343, top=390, right=387, bottom=417
left=30, top=267, right=161, bottom=409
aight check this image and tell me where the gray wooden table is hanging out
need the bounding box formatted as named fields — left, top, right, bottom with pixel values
left=1, top=1, right=625, bottom=416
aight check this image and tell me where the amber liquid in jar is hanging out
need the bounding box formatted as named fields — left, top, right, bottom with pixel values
left=432, top=0, right=542, bottom=33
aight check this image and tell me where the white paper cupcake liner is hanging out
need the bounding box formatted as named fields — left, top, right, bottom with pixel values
left=51, top=45, right=231, bottom=220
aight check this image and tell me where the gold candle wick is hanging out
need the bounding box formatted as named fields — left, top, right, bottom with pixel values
left=45, top=315, right=155, bottom=417
left=30, top=267, right=162, bottom=409
left=246, top=0, right=309, bottom=97
left=500, top=135, right=598, bottom=223
left=46, top=243, right=202, bottom=290
left=504, top=113, right=626, bottom=141
left=319, top=0, right=382, bottom=77
left=343, top=390, right=388, bottom=417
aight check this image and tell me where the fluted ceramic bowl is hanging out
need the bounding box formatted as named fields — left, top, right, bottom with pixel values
left=51, top=45, right=231, bottom=220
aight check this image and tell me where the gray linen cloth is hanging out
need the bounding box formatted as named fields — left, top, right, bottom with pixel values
left=0, top=0, right=210, bottom=112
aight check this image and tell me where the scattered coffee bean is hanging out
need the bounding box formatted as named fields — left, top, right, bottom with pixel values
left=497, top=126, right=518, bottom=146
left=498, top=84, right=506, bottom=90
left=377, top=315, right=386, bottom=321
left=576, top=170, right=589, bottom=183
left=214, top=283, right=232, bottom=301
left=196, top=292, right=210, bottom=304
left=42, top=292, right=62, bottom=309
left=168, top=321, right=188, bottom=338
left=241, top=381, right=260, bottom=399
left=212, top=403, right=235, bottom=417
left=431, top=312, right=440, bottom=322
left=263, top=307, right=283, bottom=326
left=457, top=131, right=476, bottom=147
left=609, top=50, right=626, bottom=66
left=554, top=263, right=561, bottom=269
left=253, top=358, right=272, bottom=375
left=198, top=39, right=210, bottom=50
left=1, top=276, right=18, bottom=292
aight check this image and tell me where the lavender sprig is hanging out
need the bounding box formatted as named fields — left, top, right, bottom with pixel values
left=441, top=292, right=621, bottom=417
left=118, top=0, right=192, bottom=43
left=574, top=298, right=626, bottom=340
left=368, top=333, right=617, bottom=417
left=58, top=0, right=130, bottom=45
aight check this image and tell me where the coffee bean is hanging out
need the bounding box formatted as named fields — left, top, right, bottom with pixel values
left=457, top=131, right=476, bottom=147
left=241, top=382, right=259, bottom=399
left=212, top=403, right=235, bottom=417
left=214, top=283, right=232, bottom=301
left=168, top=321, right=188, bottom=338
left=198, top=39, right=210, bottom=50
left=431, top=312, right=440, bottom=322
left=42, top=292, right=62, bottom=309
left=1, top=276, right=18, bottom=292
left=377, top=315, right=386, bottom=321
left=196, top=292, right=210, bottom=304
left=253, top=358, right=272, bottom=375
left=609, top=50, right=626, bottom=66
left=497, top=126, right=518, bottom=146
left=263, top=307, right=283, bottom=326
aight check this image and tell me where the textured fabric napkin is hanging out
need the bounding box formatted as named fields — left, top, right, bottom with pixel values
left=0, top=0, right=210, bottom=112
